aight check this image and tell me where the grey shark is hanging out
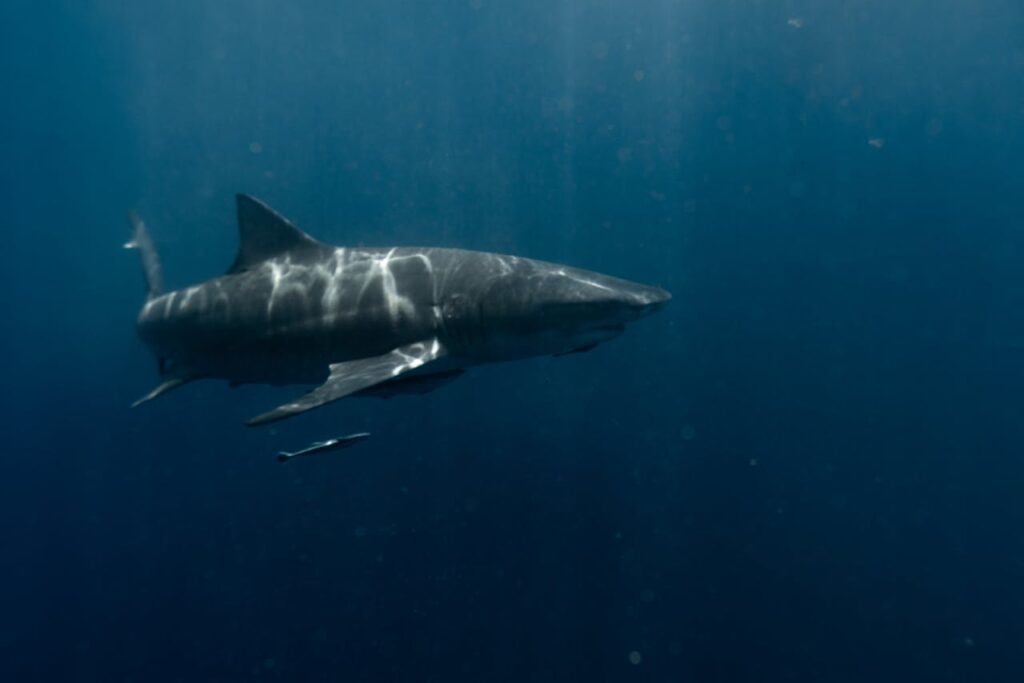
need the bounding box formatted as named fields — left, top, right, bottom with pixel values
left=127, top=195, right=670, bottom=427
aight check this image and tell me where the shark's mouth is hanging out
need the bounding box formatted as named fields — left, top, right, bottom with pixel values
left=553, top=324, right=625, bottom=357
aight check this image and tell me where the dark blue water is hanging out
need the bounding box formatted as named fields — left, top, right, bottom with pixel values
left=4, top=1, right=1024, bottom=680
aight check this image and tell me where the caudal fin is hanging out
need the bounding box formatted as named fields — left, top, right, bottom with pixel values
left=124, top=211, right=164, bottom=300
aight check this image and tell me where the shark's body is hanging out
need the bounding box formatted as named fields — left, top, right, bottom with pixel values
left=129, top=195, right=669, bottom=426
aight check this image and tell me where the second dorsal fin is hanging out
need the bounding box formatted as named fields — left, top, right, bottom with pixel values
left=227, top=194, right=322, bottom=273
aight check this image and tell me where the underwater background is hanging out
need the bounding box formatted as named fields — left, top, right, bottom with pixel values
left=3, top=0, right=1024, bottom=680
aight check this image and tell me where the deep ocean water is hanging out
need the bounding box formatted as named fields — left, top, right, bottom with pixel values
left=3, top=1, right=1024, bottom=680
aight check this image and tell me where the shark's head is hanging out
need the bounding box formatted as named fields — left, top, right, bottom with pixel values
left=444, top=258, right=671, bottom=360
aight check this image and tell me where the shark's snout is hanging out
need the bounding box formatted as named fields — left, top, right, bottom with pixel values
left=632, top=284, right=671, bottom=310
left=605, top=280, right=672, bottom=320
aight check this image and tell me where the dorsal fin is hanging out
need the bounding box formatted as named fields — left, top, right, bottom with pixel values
left=228, top=194, right=321, bottom=273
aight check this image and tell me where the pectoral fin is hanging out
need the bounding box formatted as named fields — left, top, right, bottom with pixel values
left=246, top=339, right=447, bottom=426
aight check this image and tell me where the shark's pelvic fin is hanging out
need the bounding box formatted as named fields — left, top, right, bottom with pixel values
left=124, top=211, right=164, bottom=300
left=355, top=368, right=464, bottom=399
left=246, top=339, right=447, bottom=426
left=132, top=377, right=190, bottom=408
left=553, top=343, right=599, bottom=357
left=227, top=195, right=324, bottom=274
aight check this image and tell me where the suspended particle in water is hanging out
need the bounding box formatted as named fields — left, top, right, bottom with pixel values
left=868, top=138, right=886, bottom=149
left=788, top=18, right=804, bottom=29
left=628, top=651, right=643, bottom=665
left=249, top=141, right=263, bottom=154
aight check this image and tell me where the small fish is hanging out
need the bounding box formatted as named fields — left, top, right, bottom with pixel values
left=277, top=432, right=371, bottom=462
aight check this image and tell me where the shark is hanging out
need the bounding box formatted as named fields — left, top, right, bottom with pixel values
left=127, top=195, right=670, bottom=432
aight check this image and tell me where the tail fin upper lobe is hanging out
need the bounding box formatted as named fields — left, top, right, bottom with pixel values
left=124, top=211, right=164, bottom=300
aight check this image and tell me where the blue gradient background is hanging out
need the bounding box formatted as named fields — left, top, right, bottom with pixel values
left=3, top=1, right=1023, bottom=680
